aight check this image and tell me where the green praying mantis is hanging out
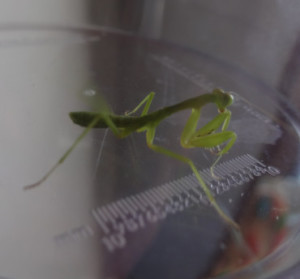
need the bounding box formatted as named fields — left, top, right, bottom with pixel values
left=24, top=88, right=238, bottom=230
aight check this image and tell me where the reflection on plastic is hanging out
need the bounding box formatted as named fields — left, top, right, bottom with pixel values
left=208, top=177, right=291, bottom=278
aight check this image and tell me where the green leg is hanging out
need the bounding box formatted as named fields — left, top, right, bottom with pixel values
left=181, top=108, right=201, bottom=147
left=190, top=130, right=237, bottom=178
left=125, top=92, right=155, bottom=116
left=24, top=112, right=125, bottom=190
left=25, top=92, right=157, bottom=189
left=190, top=131, right=237, bottom=154
left=209, top=131, right=236, bottom=179
left=146, top=125, right=239, bottom=230
left=194, top=110, right=232, bottom=137
left=182, top=110, right=236, bottom=178
left=181, top=110, right=232, bottom=147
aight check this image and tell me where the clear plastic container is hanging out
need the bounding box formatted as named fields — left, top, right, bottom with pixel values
left=0, top=25, right=300, bottom=279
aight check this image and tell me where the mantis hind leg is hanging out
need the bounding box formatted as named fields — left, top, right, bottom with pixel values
left=24, top=111, right=123, bottom=190
left=146, top=125, right=239, bottom=230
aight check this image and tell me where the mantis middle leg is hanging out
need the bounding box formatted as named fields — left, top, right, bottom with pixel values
left=125, top=92, right=155, bottom=117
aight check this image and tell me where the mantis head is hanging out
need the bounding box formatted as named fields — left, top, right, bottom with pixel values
left=212, top=88, right=234, bottom=112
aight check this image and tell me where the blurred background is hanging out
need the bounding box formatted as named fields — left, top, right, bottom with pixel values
left=1, top=0, right=300, bottom=90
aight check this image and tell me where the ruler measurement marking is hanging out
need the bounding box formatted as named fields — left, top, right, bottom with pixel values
left=130, top=195, right=146, bottom=212
left=143, top=190, right=159, bottom=205
left=87, top=154, right=280, bottom=252
left=101, top=206, right=116, bottom=222
left=149, top=187, right=164, bottom=202
left=111, top=202, right=125, bottom=219
left=91, top=209, right=110, bottom=234
left=134, top=193, right=149, bottom=208
left=119, top=199, right=135, bottom=216
left=160, top=184, right=177, bottom=200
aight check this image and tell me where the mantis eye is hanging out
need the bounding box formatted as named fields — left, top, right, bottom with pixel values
left=227, top=93, right=234, bottom=106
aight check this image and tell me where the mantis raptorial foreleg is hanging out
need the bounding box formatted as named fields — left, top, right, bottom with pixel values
left=23, top=112, right=111, bottom=190
left=181, top=109, right=236, bottom=178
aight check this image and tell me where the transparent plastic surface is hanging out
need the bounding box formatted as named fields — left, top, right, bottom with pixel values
left=0, top=25, right=300, bottom=279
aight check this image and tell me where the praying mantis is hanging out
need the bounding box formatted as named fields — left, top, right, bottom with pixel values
left=24, top=88, right=238, bottom=230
